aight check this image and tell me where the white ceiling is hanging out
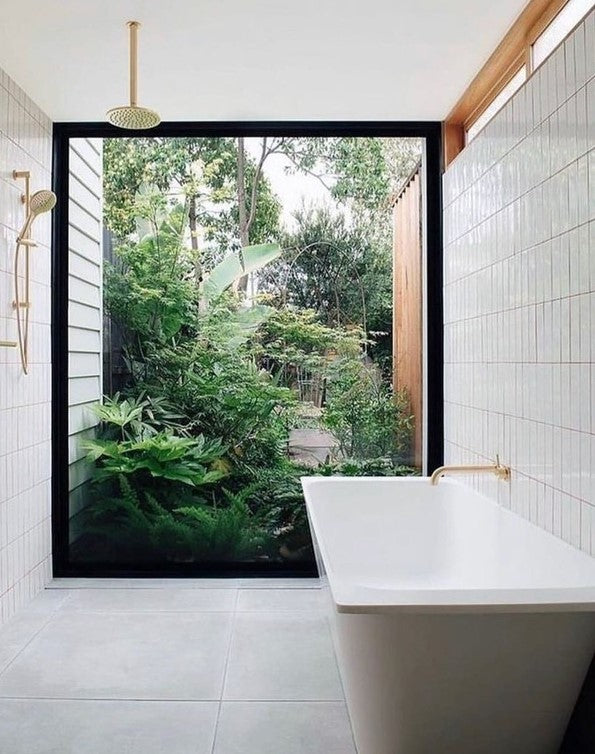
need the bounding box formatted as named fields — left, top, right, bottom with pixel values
left=0, top=0, right=528, bottom=122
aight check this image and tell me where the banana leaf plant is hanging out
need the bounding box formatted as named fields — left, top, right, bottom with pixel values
left=202, top=243, right=282, bottom=302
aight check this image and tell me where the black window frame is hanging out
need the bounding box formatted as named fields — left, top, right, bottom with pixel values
left=51, top=120, right=444, bottom=577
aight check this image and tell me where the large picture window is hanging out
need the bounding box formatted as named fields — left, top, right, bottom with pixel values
left=52, top=123, right=443, bottom=576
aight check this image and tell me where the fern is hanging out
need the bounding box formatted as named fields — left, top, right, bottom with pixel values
left=174, top=495, right=272, bottom=561
left=150, top=516, right=195, bottom=560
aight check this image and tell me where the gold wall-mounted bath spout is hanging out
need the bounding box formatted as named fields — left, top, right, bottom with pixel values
left=430, top=456, right=511, bottom=485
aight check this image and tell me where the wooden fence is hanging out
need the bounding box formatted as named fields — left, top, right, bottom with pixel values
left=392, top=165, right=423, bottom=468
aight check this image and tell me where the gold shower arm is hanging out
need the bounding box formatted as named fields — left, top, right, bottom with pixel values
left=106, top=20, right=160, bottom=129
left=128, top=21, right=140, bottom=107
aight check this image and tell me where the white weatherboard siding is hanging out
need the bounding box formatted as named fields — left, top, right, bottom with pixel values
left=443, top=10, right=595, bottom=556
left=0, top=67, right=53, bottom=625
left=68, top=138, right=102, bottom=530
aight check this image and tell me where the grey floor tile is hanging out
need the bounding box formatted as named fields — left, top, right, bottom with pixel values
left=237, top=588, right=323, bottom=612
left=141, top=578, right=241, bottom=589
left=123, top=578, right=242, bottom=589
left=0, top=611, right=233, bottom=700
left=47, top=579, right=139, bottom=589
left=62, top=587, right=237, bottom=612
left=213, top=702, right=356, bottom=754
left=48, top=578, right=242, bottom=590
left=223, top=613, right=343, bottom=701
left=0, top=699, right=218, bottom=754
left=0, top=613, right=51, bottom=674
left=239, top=578, right=320, bottom=589
left=20, top=589, right=74, bottom=614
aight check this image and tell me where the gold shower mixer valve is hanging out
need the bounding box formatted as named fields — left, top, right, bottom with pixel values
left=13, top=170, right=30, bottom=205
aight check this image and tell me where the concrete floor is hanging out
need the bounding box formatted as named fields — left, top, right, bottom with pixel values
left=288, top=428, right=338, bottom=466
left=0, top=579, right=356, bottom=753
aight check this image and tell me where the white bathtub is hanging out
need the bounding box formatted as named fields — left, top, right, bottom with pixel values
left=302, top=476, right=595, bottom=754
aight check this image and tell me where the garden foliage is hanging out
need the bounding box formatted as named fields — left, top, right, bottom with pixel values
left=77, top=136, right=419, bottom=566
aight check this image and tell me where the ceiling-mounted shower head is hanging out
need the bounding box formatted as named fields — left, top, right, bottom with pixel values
left=107, top=104, right=161, bottom=130
left=107, top=21, right=161, bottom=130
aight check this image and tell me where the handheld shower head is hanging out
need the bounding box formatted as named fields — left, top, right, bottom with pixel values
left=12, top=173, right=57, bottom=374
left=29, top=189, right=57, bottom=216
left=17, top=189, right=56, bottom=242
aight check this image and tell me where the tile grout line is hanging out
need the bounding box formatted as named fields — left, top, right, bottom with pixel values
left=207, top=698, right=346, bottom=703
left=0, top=596, right=71, bottom=680
left=50, top=609, right=239, bottom=615
left=0, top=694, right=346, bottom=702
left=209, top=588, right=240, bottom=754
left=0, top=695, right=221, bottom=702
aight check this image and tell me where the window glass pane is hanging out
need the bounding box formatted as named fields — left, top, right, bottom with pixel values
left=466, top=67, right=526, bottom=143
left=66, top=135, right=430, bottom=573
left=533, top=0, right=594, bottom=69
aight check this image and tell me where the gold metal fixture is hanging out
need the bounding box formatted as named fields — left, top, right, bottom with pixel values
left=106, top=21, right=161, bottom=129
left=430, top=455, right=511, bottom=485
left=0, top=341, right=17, bottom=348
left=12, top=170, right=57, bottom=374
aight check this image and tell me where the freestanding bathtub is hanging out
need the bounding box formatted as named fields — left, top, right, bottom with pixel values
left=302, top=476, right=595, bottom=754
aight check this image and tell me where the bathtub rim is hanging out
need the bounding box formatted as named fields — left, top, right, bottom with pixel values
left=302, top=475, right=595, bottom=615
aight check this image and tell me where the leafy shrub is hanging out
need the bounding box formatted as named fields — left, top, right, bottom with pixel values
left=238, top=457, right=418, bottom=560
left=314, top=457, right=417, bottom=477
left=322, top=359, right=413, bottom=463
left=84, top=433, right=227, bottom=491
left=240, top=463, right=311, bottom=556
left=133, top=335, right=296, bottom=473
left=255, top=308, right=364, bottom=375
left=93, top=393, right=187, bottom=441
left=176, top=488, right=272, bottom=560
left=76, top=476, right=271, bottom=564
left=104, top=204, right=198, bottom=352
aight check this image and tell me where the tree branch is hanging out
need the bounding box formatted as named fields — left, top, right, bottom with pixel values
left=246, top=137, right=268, bottom=235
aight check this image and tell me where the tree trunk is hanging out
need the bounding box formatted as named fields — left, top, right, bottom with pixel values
left=188, top=193, right=205, bottom=311
left=236, top=137, right=250, bottom=293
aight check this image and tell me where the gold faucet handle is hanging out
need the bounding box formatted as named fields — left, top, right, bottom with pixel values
left=495, top=455, right=511, bottom=480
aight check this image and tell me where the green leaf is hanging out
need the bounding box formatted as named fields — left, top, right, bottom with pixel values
left=202, top=243, right=282, bottom=301
left=82, top=439, right=121, bottom=461
left=221, top=305, right=276, bottom=349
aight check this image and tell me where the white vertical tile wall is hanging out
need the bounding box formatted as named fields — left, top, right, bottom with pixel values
left=0, top=67, right=53, bottom=624
left=443, top=10, right=595, bottom=556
